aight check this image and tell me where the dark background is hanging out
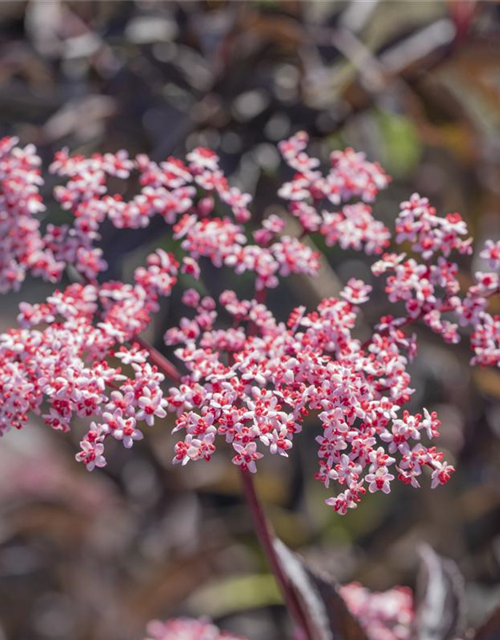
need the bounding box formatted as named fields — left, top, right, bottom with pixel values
left=0, top=2, right=500, bottom=639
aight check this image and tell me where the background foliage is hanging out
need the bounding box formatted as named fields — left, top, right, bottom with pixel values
left=0, top=2, right=500, bottom=639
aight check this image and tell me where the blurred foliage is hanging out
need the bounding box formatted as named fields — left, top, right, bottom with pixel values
left=1, top=1, right=500, bottom=639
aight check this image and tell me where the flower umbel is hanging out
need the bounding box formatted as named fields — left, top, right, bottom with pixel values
left=1, top=132, right=499, bottom=513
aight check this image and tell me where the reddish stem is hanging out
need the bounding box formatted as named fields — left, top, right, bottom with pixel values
left=240, top=469, right=314, bottom=640
left=136, top=318, right=314, bottom=636
left=255, top=287, right=267, bottom=305
left=134, top=335, right=182, bottom=383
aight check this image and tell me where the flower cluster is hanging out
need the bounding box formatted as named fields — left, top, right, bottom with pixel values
left=374, top=193, right=500, bottom=357
left=142, top=618, right=247, bottom=640
left=341, top=583, right=414, bottom=640
left=278, top=134, right=391, bottom=254
left=1, top=249, right=177, bottom=469
left=1, top=132, right=499, bottom=512
left=140, top=582, right=414, bottom=640
left=166, top=283, right=453, bottom=514
left=0, top=137, right=64, bottom=292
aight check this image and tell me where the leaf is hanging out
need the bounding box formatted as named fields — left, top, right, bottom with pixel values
left=187, top=574, right=281, bottom=618
left=273, top=538, right=369, bottom=640
left=413, top=544, right=466, bottom=640
left=472, top=605, right=500, bottom=640
left=376, top=108, right=422, bottom=178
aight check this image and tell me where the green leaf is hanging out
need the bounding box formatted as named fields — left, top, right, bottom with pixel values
left=376, top=108, right=422, bottom=178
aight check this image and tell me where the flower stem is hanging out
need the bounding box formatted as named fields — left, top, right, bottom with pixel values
left=240, top=469, right=314, bottom=640
left=135, top=335, right=182, bottom=383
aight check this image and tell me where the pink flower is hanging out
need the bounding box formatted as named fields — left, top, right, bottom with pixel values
left=431, top=462, right=455, bottom=489
left=137, top=387, right=168, bottom=426
left=341, top=278, right=372, bottom=305
left=341, top=582, right=414, bottom=640
left=76, top=436, right=106, bottom=471
left=232, top=442, right=264, bottom=473
left=181, top=256, right=201, bottom=280
left=479, top=239, right=500, bottom=269
left=142, top=617, right=248, bottom=640
left=365, top=467, right=395, bottom=494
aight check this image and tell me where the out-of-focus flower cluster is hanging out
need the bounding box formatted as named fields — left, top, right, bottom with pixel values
left=341, top=583, right=414, bottom=640
left=142, top=618, right=247, bottom=640
left=141, top=581, right=414, bottom=640
left=1, top=132, right=499, bottom=512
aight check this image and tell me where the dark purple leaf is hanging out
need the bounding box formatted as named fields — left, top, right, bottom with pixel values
left=273, top=539, right=369, bottom=640
left=472, top=605, right=500, bottom=640
left=413, top=544, right=466, bottom=640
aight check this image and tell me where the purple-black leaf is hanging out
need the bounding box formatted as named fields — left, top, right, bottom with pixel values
left=273, top=539, right=369, bottom=640
left=413, top=544, right=466, bottom=640
left=472, top=605, right=500, bottom=640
